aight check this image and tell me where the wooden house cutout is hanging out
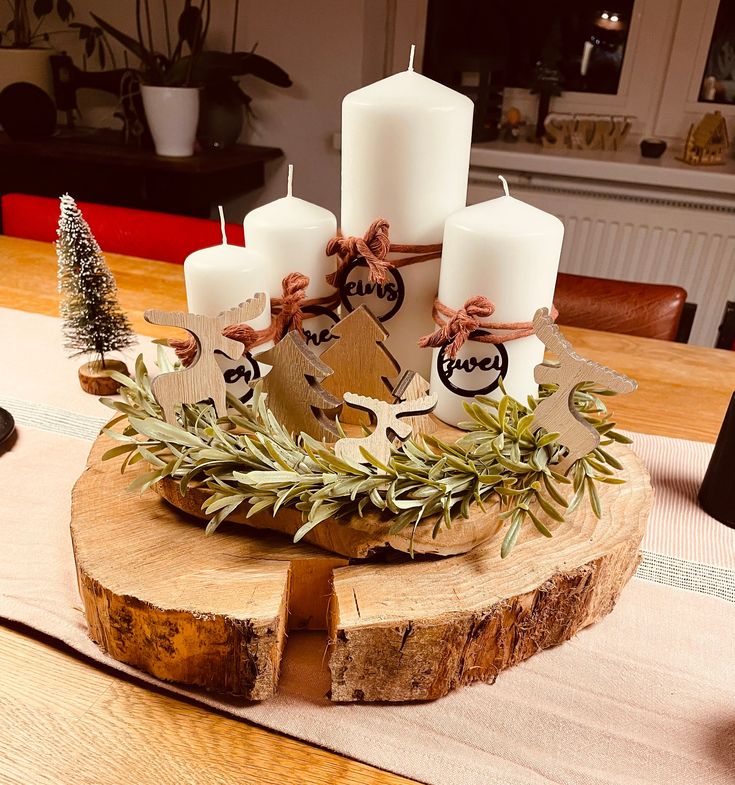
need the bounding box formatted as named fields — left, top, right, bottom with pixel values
left=679, top=111, right=729, bottom=166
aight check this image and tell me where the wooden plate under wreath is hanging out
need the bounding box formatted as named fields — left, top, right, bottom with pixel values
left=71, top=430, right=652, bottom=702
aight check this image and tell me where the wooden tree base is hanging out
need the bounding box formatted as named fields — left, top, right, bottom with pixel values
left=78, top=359, right=129, bottom=396
left=71, top=431, right=652, bottom=702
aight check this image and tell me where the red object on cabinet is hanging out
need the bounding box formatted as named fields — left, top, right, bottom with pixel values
left=1, top=193, right=245, bottom=264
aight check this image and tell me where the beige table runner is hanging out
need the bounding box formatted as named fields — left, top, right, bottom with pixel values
left=1, top=307, right=734, bottom=785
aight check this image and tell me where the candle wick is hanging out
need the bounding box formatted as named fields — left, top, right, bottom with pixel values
left=498, top=175, right=510, bottom=197
left=408, top=44, right=415, bottom=72
left=287, top=163, right=293, bottom=197
left=218, top=205, right=228, bottom=245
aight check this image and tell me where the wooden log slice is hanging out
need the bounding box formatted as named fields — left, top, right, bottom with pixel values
left=328, top=443, right=652, bottom=701
left=71, top=435, right=347, bottom=700
left=72, top=432, right=651, bottom=702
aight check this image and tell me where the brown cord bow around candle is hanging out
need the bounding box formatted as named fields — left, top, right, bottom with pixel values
left=418, top=296, right=558, bottom=359
left=169, top=272, right=339, bottom=367
left=326, top=218, right=442, bottom=288
left=270, top=272, right=310, bottom=340
left=169, top=321, right=272, bottom=367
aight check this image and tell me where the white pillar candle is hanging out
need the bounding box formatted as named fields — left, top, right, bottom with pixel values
left=339, top=46, right=473, bottom=376
left=184, top=208, right=273, bottom=402
left=243, top=165, right=338, bottom=353
left=430, top=178, right=564, bottom=426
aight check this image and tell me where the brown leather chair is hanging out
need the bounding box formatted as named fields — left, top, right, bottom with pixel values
left=554, top=273, right=687, bottom=341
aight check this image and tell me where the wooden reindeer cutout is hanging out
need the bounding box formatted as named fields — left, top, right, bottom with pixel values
left=334, top=391, right=438, bottom=464
left=145, top=294, right=267, bottom=423
left=392, top=371, right=437, bottom=437
left=532, top=307, right=636, bottom=473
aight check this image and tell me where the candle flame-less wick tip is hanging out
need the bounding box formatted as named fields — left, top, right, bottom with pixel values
left=498, top=175, right=510, bottom=197
left=218, top=205, right=228, bottom=245
left=287, top=164, right=293, bottom=197
left=408, top=44, right=415, bottom=72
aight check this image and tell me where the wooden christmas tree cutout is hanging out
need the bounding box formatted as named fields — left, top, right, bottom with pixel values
left=253, top=331, right=342, bottom=441
left=144, top=294, right=267, bottom=423
left=532, top=308, right=637, bottom=472
left=392, top=371, right=438, bottom=437
left=334, top=391, right=438, bottom=464
left=320, top=305, right=400, bottom=426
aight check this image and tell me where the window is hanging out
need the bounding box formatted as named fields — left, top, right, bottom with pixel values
left=423, top=1, right=637, bottom=97
left=655, top=0, right=735, bottom=139
left=699, top=1, right=735, bottom=104
left=389, top=0, right=702, bottom=141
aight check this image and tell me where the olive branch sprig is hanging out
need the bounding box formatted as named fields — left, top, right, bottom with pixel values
left=100, top=354, right=631, bottom=558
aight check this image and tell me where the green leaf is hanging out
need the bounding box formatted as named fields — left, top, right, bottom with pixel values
left=501, top=512, right=523, bottom=558
left=536, top=493, right=565, bottom=522
left=293, top=502, right=341, bottom=541
left=528, top=508, right=553, bottom=537
left=607, top=430, right=633, bottom=444
left=203, top=494, right=246, bottom=514
left=595, top=447, right=624, bottom=469
left=127, top=469, right=163, bottom=494
left=101, top=443, right=137, bottom=461
left=130, top=417, right=204, bottom=448
left=542, top=474, right=569, bottom=507
left=536, top=431, right=561, bottom=448
left=516, top=413, right=536, bottom=436
left=586, top=477, right=602, bottom=518
left=90, top=13, right=161, bottom=76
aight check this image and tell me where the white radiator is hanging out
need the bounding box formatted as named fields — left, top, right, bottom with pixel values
left=468, top=170, right=735, bottom=347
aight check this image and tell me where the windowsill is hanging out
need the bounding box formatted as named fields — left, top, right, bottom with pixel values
left=470, top=138, right=735, bottom=196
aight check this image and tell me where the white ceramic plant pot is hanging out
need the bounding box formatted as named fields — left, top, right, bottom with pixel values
left=141, top=85, right=200, bottom=157
left=0, top=47, right=54, bottom=97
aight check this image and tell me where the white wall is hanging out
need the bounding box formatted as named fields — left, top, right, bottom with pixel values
left=0, top=1, right=392, bottom=219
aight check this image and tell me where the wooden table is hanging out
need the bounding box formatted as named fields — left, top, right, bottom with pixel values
left=0, top=130, right=282, bottom=218
left=1, top=235, right=734, bottom=785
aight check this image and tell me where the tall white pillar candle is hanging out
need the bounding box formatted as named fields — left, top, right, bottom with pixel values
left=184, top=209, right=273, bottom=403
left=430, top=179, right=564, bottom=426
left=243, top=165, right=338, bottom=353
left=340, top=46, right=473, bottom=376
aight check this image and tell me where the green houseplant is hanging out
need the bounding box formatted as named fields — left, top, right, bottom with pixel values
left=91, top=0, right=291, bottom=155
left=0, top=2, right=109, bottom=98
left=0, top=1, right=75, bottom=96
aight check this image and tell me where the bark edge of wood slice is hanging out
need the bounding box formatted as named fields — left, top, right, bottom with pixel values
left=71, top=433, right=347, bottom=700
left=328, top=442, right=652, bottom=701
left=72, top=430, right=652, bottom=702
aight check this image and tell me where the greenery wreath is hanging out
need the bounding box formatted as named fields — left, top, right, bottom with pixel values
left=101, top=352, right=632, bottom=558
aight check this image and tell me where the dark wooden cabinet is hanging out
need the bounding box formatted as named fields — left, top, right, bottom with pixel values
left=0, top=129, right=282, bottom=218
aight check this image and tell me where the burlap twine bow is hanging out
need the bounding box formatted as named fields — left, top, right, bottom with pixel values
left=419, top=296, right=558, bottom=359
left=325, top=218, right=442, bottom=288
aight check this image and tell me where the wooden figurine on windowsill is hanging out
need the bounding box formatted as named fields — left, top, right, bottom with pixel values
left=542, top=113, right=632, bottom=151
left=678, top=111, right=729, bottom=166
